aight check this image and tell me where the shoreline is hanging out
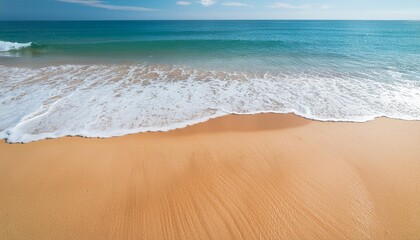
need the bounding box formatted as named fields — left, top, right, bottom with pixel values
left=1, top=113, right=420, bottom=239
left=3, top=112, right=420, bottom=144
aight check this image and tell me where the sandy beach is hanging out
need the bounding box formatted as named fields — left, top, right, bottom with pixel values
left=0, top=113, right=419, bottom=240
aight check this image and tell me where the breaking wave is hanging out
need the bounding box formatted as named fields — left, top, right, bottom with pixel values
left=0, top=40, right=32, bottom=52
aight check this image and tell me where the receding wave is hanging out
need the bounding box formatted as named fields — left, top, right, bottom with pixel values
left=0, top=64, right=419, bottom=143
left=0, top=40, right=32, bottom=52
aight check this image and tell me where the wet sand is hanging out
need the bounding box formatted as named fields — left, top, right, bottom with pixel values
left=0, top=114, right=420, bottom=240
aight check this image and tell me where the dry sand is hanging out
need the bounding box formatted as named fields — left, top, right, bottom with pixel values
left=0, top=114, right=419, bottom=240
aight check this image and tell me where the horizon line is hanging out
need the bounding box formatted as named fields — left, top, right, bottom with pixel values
left=1, top=19, right=419, bottom=21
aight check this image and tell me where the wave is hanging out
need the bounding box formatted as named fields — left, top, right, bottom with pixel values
left=0, top=40, right=32, bottom=52
left=0, top=64, right=419, bottom=143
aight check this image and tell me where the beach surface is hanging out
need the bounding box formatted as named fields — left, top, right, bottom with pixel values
left=1, top=114, right=419, bottom=240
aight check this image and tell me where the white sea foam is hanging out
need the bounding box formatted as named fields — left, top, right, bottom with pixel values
left=0, top=40, right=32, bottom=52
left=0, top=64, right=419, bottom=143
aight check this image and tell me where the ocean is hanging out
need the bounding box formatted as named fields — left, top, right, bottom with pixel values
left=0, top=20, right=419, bottom=142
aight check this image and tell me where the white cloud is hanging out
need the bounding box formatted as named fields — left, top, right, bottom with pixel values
left=176, top=1, right=191, bottom=6
left=267, top=3, right=330, bottom=10
left=222, top=2, right=251, bottom=7
left=199, top=0, right=217, bottom=6
left=57, top=0, right=155, bottom=11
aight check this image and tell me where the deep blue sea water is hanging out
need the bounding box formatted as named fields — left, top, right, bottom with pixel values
left=0, top=21, right=419, bottom=142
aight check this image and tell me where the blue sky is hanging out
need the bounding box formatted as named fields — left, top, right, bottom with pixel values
left=0, top=0, right=419, bottom=20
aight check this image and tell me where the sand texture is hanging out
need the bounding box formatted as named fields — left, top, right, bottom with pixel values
left=1, top=114, right=420, bottom=240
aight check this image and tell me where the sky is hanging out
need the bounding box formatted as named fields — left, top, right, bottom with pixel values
left=0, top=0, right=419, bottom=20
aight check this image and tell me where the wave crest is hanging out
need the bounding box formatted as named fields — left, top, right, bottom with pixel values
left=0, top=40, right=32, bottom=52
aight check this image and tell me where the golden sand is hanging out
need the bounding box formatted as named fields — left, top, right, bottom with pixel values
left=0, top=114, right=419, bottom=239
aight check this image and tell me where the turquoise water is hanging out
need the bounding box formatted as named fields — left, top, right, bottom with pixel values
left=0, top=21, right=419, bottom=142
left=1, top=21, right=419, bottom=71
